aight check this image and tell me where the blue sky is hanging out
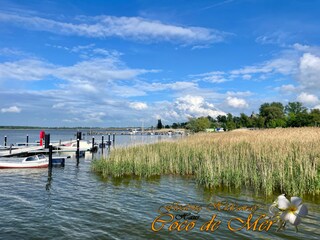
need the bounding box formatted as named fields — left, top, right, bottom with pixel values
left=0, top=0, right=320, bottom=127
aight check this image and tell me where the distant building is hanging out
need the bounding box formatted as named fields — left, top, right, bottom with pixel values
left=205, top=128, right=215, bottom=132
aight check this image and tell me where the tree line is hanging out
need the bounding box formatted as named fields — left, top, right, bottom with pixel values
left=165, top=102, right=320, bottom=132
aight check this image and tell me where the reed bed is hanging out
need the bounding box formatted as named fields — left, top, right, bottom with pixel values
left=92, top=128, right=320, bottom=196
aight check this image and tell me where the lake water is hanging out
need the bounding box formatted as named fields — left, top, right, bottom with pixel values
left=0, top=129, right=319, bottom=239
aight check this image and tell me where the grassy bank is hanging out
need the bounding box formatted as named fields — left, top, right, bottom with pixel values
left=92, top=128, right=320, bottom=196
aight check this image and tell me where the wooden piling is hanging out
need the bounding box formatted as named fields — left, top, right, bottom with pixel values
left=92, top=137, right=95, bottom=150
left=76, top=138, right=80, bottom=165
left=45, top=134, right=50, bottom=149
left=26, top=135, right=29, bottom=147
left=4, top=136, right=7, bottom=147
left=113, top=133, right=115, bottom=147
left=49, top=144, right=53, bottom=169
left=77, top=131, right=82, bottom=140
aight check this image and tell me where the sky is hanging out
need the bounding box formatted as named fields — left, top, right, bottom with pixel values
left=0, top=0, right=320, bottom=127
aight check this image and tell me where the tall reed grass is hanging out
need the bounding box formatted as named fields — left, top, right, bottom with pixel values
left=92, top=128, right=320, bottom=195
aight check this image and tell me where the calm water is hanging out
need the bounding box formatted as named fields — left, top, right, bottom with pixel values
left=0, top=130, right=319, bottom=239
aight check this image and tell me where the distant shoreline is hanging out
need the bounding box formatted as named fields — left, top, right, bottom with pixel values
left=0, top=126, right=141, bottom=131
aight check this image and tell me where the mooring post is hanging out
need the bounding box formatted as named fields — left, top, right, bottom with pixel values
left=113, top=133, right=115, bottom=147
left=49, top=144, right=53, bottom=169
left=77, top=131, right=82, bottom=141
left=108, top=134, right=111, bottom=145
left=76, top=138, right=80, bottom=165
left=45, top=134, right=50, bottom=149
left=26, top=135, right=29, bottom=147
left=4, top=136, right=7, bottom=147
left=101, top=135, right=104, bottom=154
left=91, top=136, right=95, bottom=160
left=9, top=144, right=12, bottom=154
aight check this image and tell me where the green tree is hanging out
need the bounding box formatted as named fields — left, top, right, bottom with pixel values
left=217, top=115, right=227, bottom=123
left=259, top=102, right=285, bottom=128
left=310, top=109, right=320, bottom=126
left=239, top=113, right=252, bottom=127
left=285, top=102, right=307, bottom=115
left=226, top=120, right=236, bottom=130
left=285, top=102, right=309, bottom=127
left=157, top=119, right=163, bottom=129
left=253, top=116, right=265, bottom=128
left=172, top=123, right=179, bottom=129
left=186, top=117, right=211, bottom=132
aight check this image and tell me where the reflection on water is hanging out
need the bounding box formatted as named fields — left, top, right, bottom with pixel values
left=0, top=130, right=319, bottom=239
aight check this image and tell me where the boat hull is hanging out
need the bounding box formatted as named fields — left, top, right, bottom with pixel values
left=0, top=163, right=48, bottom=169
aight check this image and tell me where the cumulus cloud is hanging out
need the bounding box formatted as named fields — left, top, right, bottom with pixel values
left=174, top=95, right=225, bottom=118
left=298, top=53, right=320, bottom=90
left=297, top=92, right=319, bottom=105
left=129, top=102, right=148, bottom=110
left=226, top=96, right=249, bottom=108
left=1, top=106, right=21, bottom=113
left=0, top=13, right=227, bottom=45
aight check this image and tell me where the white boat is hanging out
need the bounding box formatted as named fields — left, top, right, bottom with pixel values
left=0, top=154, right=48, bottom=169
left=58, top=140, right=92, bottom=152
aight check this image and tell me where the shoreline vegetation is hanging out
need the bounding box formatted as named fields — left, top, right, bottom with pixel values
left=92, top=128, right=320, bottom=196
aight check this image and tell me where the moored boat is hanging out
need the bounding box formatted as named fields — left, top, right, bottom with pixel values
left=58, top=140, right=92, bottom=152
left=0, top=154, right=48, bottom=169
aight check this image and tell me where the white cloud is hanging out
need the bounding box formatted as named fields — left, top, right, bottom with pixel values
left=47, top=43, right=123, bottom=59
left=174, top=95, right=225, bottom=118
left=1, top=106, right=21, bottom=113
left=226, top=91, right=253, bottom=97
left=52, top=103, right=65, bottom=109
left=55, top=58, right=152, bottom=82
left=0, top=47, right=28, bottom=57
left=292, top=43, right=320, bottom=55
left=275, top=84, right=298, bottom=94
left=0, top=56, right=155, bottom=84
left=297, top=92, right=319, bottom=105
left=192, top=53, right=298, bottom=84
left=298, top=53, right=320, bottom=90
left=0, top=13, right=227, bottom=45
left=139, top=81, right=197, bottom=92
left=230, top=57, right=297, bottom=76
left=242, top=74, right=252, bottom=80
left=226, top=96, right=249, bottom=108
left=0, top=59, right=53, bottom=81
left=190, top=71, right=228, bottom=83
left=129, top=102, right=148, bottom=110
left=256, top=31, right=290, bottom=46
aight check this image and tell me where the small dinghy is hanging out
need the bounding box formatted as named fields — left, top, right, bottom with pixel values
left=0, top=154, right=48, bottom=169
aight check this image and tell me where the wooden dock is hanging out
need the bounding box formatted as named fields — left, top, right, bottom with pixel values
left=0, top=140, right=79, bottom=157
